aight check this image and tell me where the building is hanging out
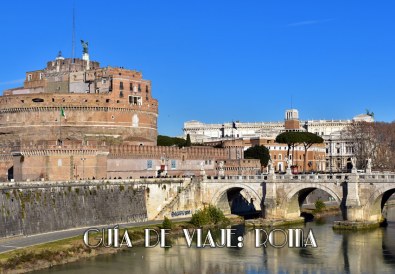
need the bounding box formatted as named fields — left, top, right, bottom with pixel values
left=181, top=109, right=375, bottom=172
left=0, top=46, right=260, bottom=181
left=1, top=53, right=158, bottom=147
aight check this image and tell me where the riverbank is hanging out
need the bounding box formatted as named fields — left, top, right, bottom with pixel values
left=245, top=205, right=342, bottom=227
left=0, top=216, right=244, bottom=274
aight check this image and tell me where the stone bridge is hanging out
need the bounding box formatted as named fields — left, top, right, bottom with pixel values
left=2, top=173, right=395, bottom=239
left=156, top=173, right=395, bottom=226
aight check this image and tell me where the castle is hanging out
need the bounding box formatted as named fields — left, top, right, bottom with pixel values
left=0, top=48, right=260, bottom=181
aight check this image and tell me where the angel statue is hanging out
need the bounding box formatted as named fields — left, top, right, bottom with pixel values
left=366, top=158, right=371, bottom=169
left=351, top=157, right=356, bottom=168
left=286, top=157, right=292, bottom=168
left=81, top=40, right=89, bottom=54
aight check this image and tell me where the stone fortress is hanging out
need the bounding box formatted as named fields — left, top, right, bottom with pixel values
left=0, top=45, right=260, bottom=181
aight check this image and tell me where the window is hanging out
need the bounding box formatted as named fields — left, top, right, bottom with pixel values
left=171, top=160, right=176, bottom=169
left=138, top=84, right=141, bottom=92
left=274, top=155, right=277, bottom=159
left=279, top=154, right=282, bottom=160
left=103, top=79, right=107, bottom=84
left=52, top=98, right=54, bottom=102
left=28, top=74, right=32, bottom=81
left=58, top=159, right=62, bottom=166
left=119, top=73, right=121, bottom=75
left=337, top=149, right=340, bottom=154
left=120, top=82, right=123, bottom=89
left=209, top=160, right=212, bottom=164
left=130, top=83, right=133, bottom=90
left=117, top=100, right=120, bottom=103
left=326, top=149, right=328, bottom=153
left=147, top=160, right=152, bottom=169
left=129, top=95, right=142, bottom=105
left=146, top=86, right=149, bottom=93
left=321, top=132, right=324, bottom=135
left=106, top=99, right=110, bottom=103
left=96, top=88, right=99, bottom=93
left=40, top=73, right=43, bottom=80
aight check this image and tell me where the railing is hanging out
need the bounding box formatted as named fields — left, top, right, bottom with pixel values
left=202, top=173, right=395, bottom=182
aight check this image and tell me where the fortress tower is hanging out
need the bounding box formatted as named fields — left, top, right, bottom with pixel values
left=0, top=53, right=158, bottom=146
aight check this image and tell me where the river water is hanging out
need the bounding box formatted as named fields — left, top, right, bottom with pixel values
left=38, top=207, right=395, bottom=274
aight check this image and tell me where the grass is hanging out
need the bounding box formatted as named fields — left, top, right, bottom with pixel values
left=0, top=217, right=234, bottom=271
left=301, top=205, right=340, bottom=215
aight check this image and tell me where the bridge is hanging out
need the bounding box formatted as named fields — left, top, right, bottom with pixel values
left=155, top=172, right=395, bottom=227
left=1, top=172, right=395, bottom=239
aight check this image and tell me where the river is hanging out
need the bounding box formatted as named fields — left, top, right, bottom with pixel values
left=37, top=207, right=395, bottom=274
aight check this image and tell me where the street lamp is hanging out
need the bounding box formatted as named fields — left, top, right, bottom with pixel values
left=330, top=134, right=332, bottom=175
left=80, top=149, right=86, bottom=180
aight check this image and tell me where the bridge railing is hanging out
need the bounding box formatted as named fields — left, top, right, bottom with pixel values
left=204, top=173, right=395, bottom=182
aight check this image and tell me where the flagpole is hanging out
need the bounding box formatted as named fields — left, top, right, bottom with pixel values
left=60, top=104, right=62, bottom=145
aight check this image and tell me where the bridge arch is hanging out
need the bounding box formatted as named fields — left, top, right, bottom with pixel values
left=363, top=185, right=395, bottom=221
left=210, top=184, right=262, bottom=214
left=279, top=183, right=343, bottom=219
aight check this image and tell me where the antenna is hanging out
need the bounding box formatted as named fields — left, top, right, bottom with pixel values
left=73, top=5, right=75, bottom=63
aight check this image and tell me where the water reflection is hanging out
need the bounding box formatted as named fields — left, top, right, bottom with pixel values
left=38, top=207, right=395, bottom=274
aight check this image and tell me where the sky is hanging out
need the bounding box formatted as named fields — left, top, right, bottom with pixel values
left=0, top=1, right=394, bottom=136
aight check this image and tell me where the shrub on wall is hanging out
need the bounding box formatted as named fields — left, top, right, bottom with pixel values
left=20, top=155, right=24, bottom=162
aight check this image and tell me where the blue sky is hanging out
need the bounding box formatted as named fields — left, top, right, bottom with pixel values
left=1, top=1, right=394, bottom=136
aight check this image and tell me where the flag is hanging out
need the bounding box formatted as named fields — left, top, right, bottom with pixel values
left=61, top=106, right=67, bottom=123
left=232, top=120, right=237, bottom=129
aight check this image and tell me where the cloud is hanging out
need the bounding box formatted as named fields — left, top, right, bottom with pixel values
left=0, top=79, right=25, bottom=86
left=288, top=19, right=334, bottom=27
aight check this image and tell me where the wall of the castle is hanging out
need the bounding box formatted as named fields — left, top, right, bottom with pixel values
left=0, top=94, right=158, bottom=145
left=0, top=180, right=148, bottom=238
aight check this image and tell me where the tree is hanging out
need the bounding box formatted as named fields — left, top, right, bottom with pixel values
left=275, top=132, right=304, bottom=165
left=343, top=121, right=395, bottom=171
left=185, top=134, right=192, bottom=147
left=300, top=132, right=324, bottom=173
left=157, top=135, right=187, bottom=147
left=244, top=145, right=270, bottom=167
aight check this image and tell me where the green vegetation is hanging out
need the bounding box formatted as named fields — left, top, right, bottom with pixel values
left=276, top=132, right=324, bottom=173
left=275, top=132, right=304, bottom=158
left=157, top=135, right=187, bottom=147
left=315, top=199, right=326, bottom=211
left=20, top=155, right=24, bottom=162
left=185, top=134, right=192, bottom=147
left=190, top=205, right=226, bottom=226
left=162, top=216, right=174, bottom=229
left=244, top=145, right=270, bottom=167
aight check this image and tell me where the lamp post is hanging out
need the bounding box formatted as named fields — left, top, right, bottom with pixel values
left=80, top=149, right=86, bottom=180
left=330, top=134, right=332, bottom=175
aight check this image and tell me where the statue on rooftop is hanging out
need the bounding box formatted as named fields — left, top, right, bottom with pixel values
left=81, top=40, right=89, bottom=54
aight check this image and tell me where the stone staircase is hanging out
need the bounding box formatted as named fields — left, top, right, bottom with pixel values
left=154, top=178, right=196, bottom=220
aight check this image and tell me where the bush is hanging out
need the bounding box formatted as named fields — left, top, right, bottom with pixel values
left=315, top=199, right=326, bottom=211
left=190, top=205, right=225, bottom=226
left=162, top=216, right=174, bottom=229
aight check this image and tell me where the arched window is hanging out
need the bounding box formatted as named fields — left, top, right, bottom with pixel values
left=274, top=155, right=277, bottom=160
